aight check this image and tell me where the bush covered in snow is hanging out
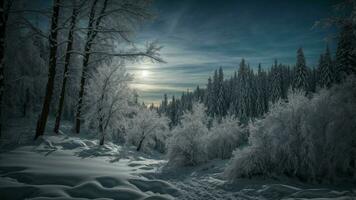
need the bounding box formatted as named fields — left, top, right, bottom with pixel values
left=126, top=108, right=169, bottom=153
left=206, top=116, right=248, bottom=160
left=226, top=77, right=356, bottom=182
left=167, top=103, right=209, bottom=166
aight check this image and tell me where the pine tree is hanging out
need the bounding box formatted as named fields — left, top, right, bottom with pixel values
left=161, top=93, right=168, bottom=115
left=319, top=45, right=334, bottom=88
left=229, top=71, right=239, bottom=116
left=216, top=67, right=225, bottom=117
left=237, top=59, right=249, bottom=123
left=270, top=60, right=282, bottom=103
left=205, top=77, right=214, bottom=117
left=335, top=23, right=356, bottom=82
left=256, top=64, right=266, bottom=116
left=247, top=66, right=257, bottom=118
left=317, top=54, right=325, bottom=87
left=294, top=48, right=309, bottom=93
left=169, top=95, right=177, bottom=128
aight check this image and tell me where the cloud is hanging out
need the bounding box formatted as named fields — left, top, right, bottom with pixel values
left=127, top=0, right=336, bottom=104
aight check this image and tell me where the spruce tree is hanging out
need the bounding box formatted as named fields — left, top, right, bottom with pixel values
left=294, top=48, right=309, bottom=93
left=237, top=59, right=248, bottom=123
left=216, top=67, right=225, bottom=117
left=335, top=23, right=356, bottom=82
left=256, top=64, right=265, bottom=116
left=270, top=60, right=282, bottom=103
left=319, top=45, right=334, bottom=88
left=205, top=77, right=214, bottom=117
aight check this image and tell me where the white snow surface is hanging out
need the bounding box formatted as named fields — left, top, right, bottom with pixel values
left=0, top=119, right=355, bottom=200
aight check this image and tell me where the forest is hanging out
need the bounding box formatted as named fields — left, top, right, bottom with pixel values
left=0, top=0, right=355, bottom=199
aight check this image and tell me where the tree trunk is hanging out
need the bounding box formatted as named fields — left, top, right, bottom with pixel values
left=23, top=88, right=30, bottom=117
left=0, top=0, right=5, bottom=137
left=54, top=5, right=79, bottom=134
left=98, top=110, right=104, bottom=145
left=136, top=132, right=145, bottom=151
left=75, top=0, right=100, bottom=134
left=0, top=0, right=11, bottom=137
left=99, top=124, right=105, bottom=145
left=34, top=0, right=61, bottom=140
left=99, top=134, right=104, bottom=145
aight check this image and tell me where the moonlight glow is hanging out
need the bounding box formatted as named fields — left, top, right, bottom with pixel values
left=140, top=70, right=150, bottom=79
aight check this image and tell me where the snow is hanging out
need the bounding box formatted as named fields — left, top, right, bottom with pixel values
left=0, top=120, right=179, bottom=200
left=0, top=143, right=179, bottom=200
left=0, top=119, right=355, bottom=200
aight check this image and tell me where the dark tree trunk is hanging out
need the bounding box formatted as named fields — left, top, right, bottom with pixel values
left=0, top=0, right=5, bottom=137
left=34, top=0, right=61, bottom=140
left=23, top=88, right=30, bottom=117
left=75, top=45, right=91, bottom=133
left=99, top=122, right=105, bottom=145
left=0, top=0, right=11, bottom=137
left=99, top=134, right=104, bottom=145
left=75, top=0, right=98, bottom=133
left=75, top=0, right=108, bottom=133
left=136, top=132, right=145, bottom=151
left=54, top=5, right=79, bottom=134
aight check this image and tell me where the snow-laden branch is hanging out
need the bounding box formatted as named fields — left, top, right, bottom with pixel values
left=66, top=42, right=165, bottom=63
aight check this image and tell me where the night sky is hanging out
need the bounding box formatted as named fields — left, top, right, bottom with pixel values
left=128, top=0, right=338, bottom=104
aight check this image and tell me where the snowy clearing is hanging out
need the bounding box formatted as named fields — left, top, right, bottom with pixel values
left=0, top=121, right=355, bottom=200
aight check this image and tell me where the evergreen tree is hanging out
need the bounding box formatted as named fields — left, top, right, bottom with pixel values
left=256, top=64, right=265, bottom=116
left=229, top=71, right=239, bottom=116
left=294, top=48, right=309, bottom=93
left=169, top=95, right=178, bottom=128
left=161, top=93, right=168, bottom=114
left=216, top=67, right=225, bottom=117
left=237, top=59, right=249, bottom=123
left=335, top=23, right=356, bottom=82
left=205, top=77, right=214, bottom=117
left=319, top=45, right=334, bottom=88
left=317, top=54, right=325, bottom=87
left=247, top=66, right=257, bottom=118
left=270, top=60, right=282, bottom=103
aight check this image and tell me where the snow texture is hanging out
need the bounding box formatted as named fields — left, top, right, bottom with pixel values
left=0, top=117, right=355, bottom=200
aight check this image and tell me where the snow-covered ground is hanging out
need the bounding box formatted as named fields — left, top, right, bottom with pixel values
left=0, top=119, right=355, bottom=200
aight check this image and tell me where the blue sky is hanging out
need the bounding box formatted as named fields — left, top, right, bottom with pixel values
left=128, top=0, right=338, bottom=104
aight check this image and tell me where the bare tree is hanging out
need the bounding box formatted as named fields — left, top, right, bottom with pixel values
left=75, top=0, right=105, bottom=133
left=54, top=0, right=83, bottom=134
left=74, top=0, right=164, bottom=133
left=34, top=0, right=61, bottom=139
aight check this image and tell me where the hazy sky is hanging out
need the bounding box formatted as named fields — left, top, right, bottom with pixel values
left=128, top=0, right=338, bottom=104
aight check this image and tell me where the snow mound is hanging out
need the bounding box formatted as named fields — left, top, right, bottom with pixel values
left=0, top=141, right=179, bottom=200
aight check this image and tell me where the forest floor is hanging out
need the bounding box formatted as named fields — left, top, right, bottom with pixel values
left=0, top=118, right=355, bottom=200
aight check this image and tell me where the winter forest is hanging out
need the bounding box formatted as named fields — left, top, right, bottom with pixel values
left=0, top=0, right=356, bottom=199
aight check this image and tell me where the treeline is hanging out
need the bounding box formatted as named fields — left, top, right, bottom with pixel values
left=157, top=24, right=356, bottom=126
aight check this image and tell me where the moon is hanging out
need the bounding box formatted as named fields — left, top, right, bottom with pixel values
left=140, top=70, right=150, bottom=79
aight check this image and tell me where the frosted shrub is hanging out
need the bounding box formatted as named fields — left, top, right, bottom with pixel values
left=226, top=77, right=356, bottom=182
left=206, top=116, right=248, bottom=160
left=167, top=103, right=209, bottom=166
left=126, top=108, right=169, bottom=153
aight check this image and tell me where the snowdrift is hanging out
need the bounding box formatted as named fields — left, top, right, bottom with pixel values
left=0, top=134, right=179, bottom=200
